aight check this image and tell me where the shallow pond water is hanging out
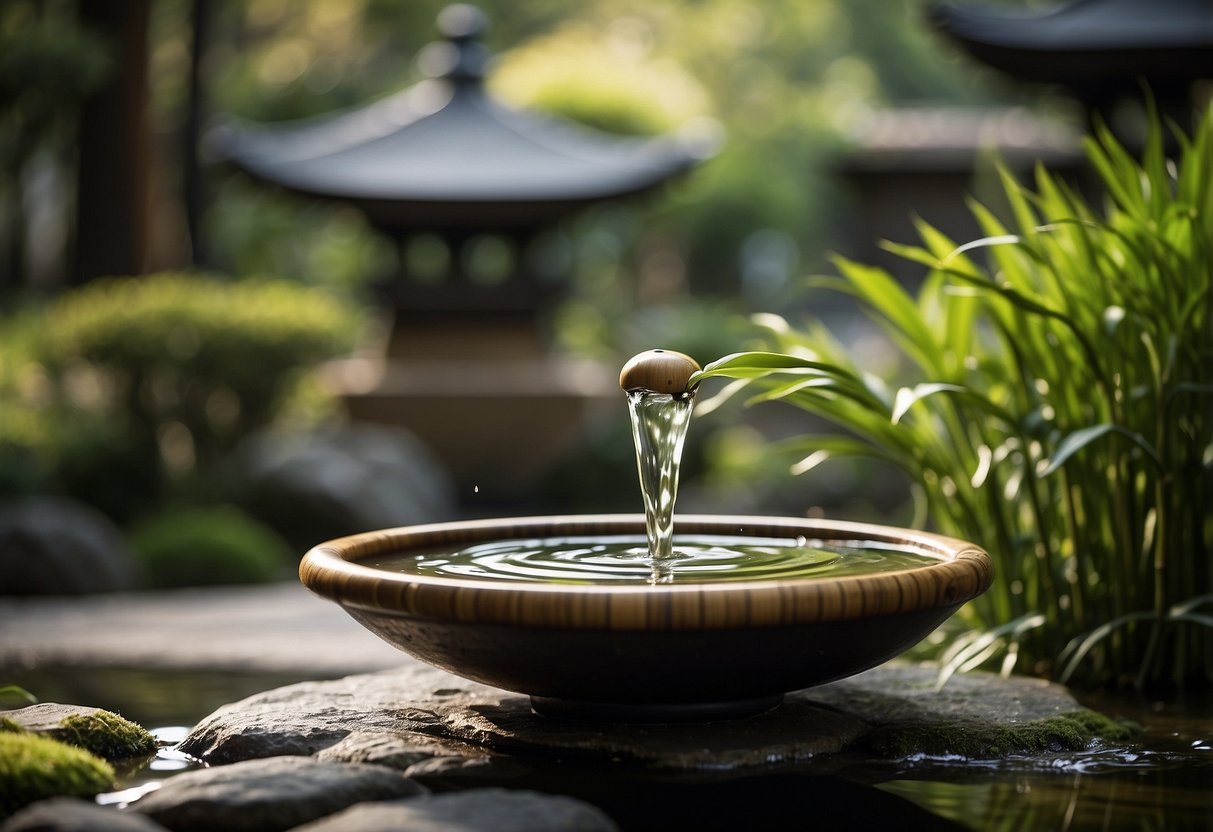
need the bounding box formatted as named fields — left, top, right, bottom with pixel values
left=868, top=691, right=1213, bottom=831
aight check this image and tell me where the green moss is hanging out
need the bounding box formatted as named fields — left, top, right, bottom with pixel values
left=0, top=731, right=114, bottom=817
left=0, top=717, right=23, bottom=733
left=52, top=711, right=157, bottom=761
left=866, top=709, right=1137, bottom=759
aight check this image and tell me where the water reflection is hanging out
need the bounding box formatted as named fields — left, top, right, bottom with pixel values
left=96, top=725, right=205, bottom=809
left=878, top=769, right=1212, bottom=832
left=872, top=692, right=1213, bottom=832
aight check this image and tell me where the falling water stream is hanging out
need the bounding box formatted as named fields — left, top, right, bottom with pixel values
left=625, top=388, right=694, bottom=572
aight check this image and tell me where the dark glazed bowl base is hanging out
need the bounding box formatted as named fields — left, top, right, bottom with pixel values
left=529, top=693, right=784, bottom=722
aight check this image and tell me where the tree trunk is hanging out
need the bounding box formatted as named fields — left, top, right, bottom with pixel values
left=73, top=0, right=152, bottom=283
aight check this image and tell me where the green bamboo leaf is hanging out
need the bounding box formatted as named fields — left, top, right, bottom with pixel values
left=1037, top=423, right=1163, bottom=478
left=746, top=385, right=916, bottom=458
left=697, top=350, right=796, bottom=372
left=936, top=262, right=1115, bottom=397
left=693, top=377, right=751, bottom=417
left=861, top=371, right=895, bottom=409
left=879, top=240, right=940, bottom=271
left=1088, top=117, right=1153, bottom=217
left=743, top=376, right=841, bottom=405
left=749, top=312, right=794, bottom=338
left=936, top=613, right=1047, bottom=689
left=1169, top=593, right=1213, bottom=615
left=1164, top=380, right=1213, bottom=405
left=804, top=275, right=857, bottom=295
left=944, top=233, right=1021, bottom=262
left=1140, top=96, right=1171, bottom=216
left=1057, top=611, right=1153, bottom=684
left=0, top=685, right=38, bottom=707
left=790, top=449, right=832, bottom=476
left=914, top=222, right=990, bottom=305
left=831, top=256, right=939, bottom=351
left=891, top=382, right=969, bottom=424
left=694, top=351, right=841, bottom=379
left=746, top=376, right=887, bottom=415
left=891, top=381, right=1019, bottom=427
left=966, top=200, right=1037, bottom=289
left=780, top=435, right=899, bottom=475
left=940, top=283, right=977, bottom=367
left=996, top=164, right=1039, bottom=235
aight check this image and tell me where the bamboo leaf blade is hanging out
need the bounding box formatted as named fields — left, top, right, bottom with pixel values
left=1037, top=424, right=1164, bottom=478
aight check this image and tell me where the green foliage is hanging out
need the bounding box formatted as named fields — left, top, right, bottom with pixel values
left=0, top=2, right=113, bottom=292
left=0, top=686, right=37, bottom=709
left=0, top=6, right=112, bottom=126
left=205, top=179, right=398, bottom=295
left=129, top=505, right=293, bottom=588
left=693, top=110, right=1213, bottom=688
left=53, top=712, right=157, bottom=762
left=490, top=22, right=709, bottom=136
left=0, top=272, right=363, bottom=521
left=0, top=731, right=114, bottom=817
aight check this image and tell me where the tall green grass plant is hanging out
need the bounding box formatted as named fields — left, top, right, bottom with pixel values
left=692, top=111, right=1213, bottom=688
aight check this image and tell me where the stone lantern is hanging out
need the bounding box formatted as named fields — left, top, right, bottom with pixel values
left=214, top=5, right=715, bottom=507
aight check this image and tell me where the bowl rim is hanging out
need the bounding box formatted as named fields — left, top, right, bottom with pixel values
left=299, top=514, right=993, bottom=631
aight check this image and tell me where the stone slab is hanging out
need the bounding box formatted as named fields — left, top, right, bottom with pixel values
left=0, top=798, right=169, bottom=832
left=128, top=756, right=426, bottom=832
left=180, top=662, right=1113, bottom=774
left=314, top=731, right=462, bottom=769
left=179, top=664, right=493, bottom=765
left=291, top=789, right=619, bottom=832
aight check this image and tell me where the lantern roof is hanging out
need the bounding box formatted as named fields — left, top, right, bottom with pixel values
left=930, top=0, right=1213, bottom=88
left=213, top=5, right=717, bottom=232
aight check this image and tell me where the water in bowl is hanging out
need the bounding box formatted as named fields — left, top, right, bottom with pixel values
left=361, top=534, right=941, bottom=585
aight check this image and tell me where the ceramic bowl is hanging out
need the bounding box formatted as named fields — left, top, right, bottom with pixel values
left=300, top=514, right=992, bottom=721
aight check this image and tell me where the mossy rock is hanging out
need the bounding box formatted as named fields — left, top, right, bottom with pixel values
left=864, top=708, right=1136, bottom=759
left=0, top=730, right=115, bottom=817
left=807, top=665, right=1138, bottom=761
left=0, top=704, right=156, bottom=761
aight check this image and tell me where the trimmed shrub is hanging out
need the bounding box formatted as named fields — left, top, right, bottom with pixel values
left=0, top=272, right=364, bottom=522
left=128, top=505, right=293, bottom=588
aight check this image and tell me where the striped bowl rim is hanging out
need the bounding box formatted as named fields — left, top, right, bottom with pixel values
left=299, top=514, right=993, bottom=631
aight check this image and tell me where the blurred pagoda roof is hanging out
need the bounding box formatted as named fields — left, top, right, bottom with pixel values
left=210, top=5, right=718, bottom=234
left=930, top=0, right=1213, bottom=90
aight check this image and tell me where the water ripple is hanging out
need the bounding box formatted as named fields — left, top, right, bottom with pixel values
left=366, top=535, right=938, bottom=585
